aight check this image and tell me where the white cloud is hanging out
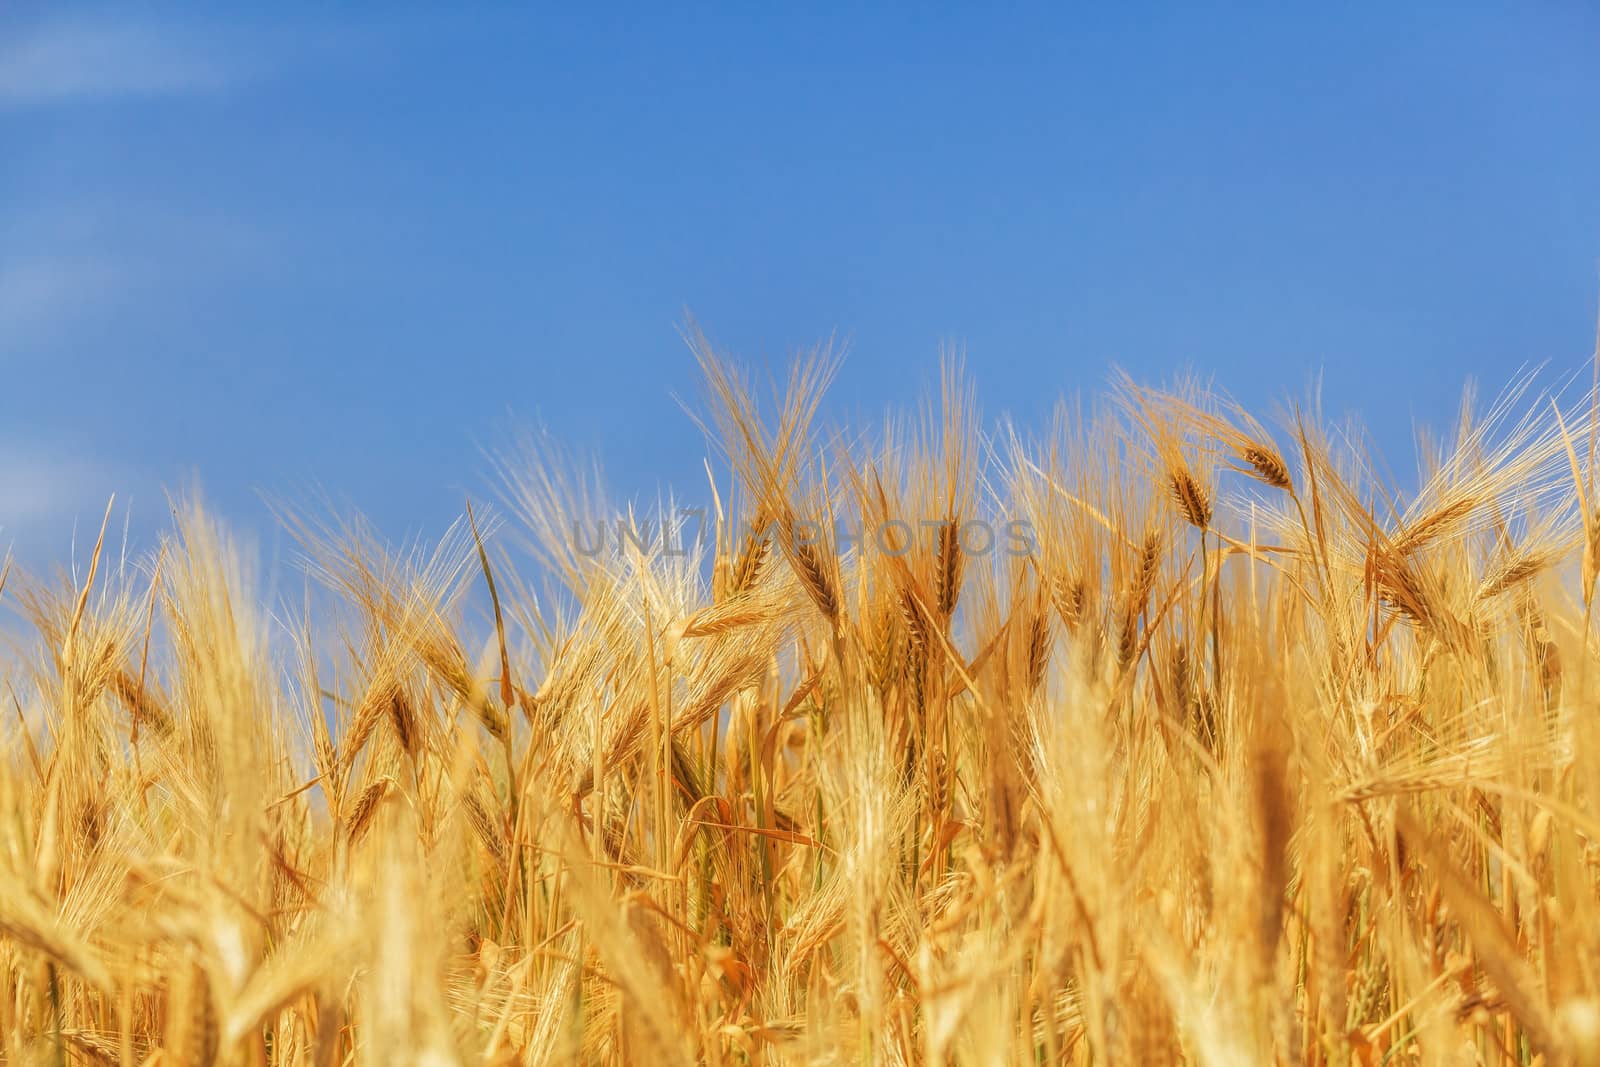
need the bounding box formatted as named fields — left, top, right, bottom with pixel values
left=0, top=19, right=240, bottom=105
left=0, top=445, right=116, bottom=530
left=0, top=445, right=155, bottom=578
left=0, top=205, right=282, bottom=356
left=0, top=258, right=127, bottom=344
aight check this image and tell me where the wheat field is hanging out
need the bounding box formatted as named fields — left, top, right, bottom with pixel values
left=4, top=336, right=1600, bottom=1066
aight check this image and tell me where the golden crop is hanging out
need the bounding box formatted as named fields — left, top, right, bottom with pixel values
left=3, top=336, right=1599, bottom=1065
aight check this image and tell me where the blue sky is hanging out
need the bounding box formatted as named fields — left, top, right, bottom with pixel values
left=3, top=4, right=1598, bottom=565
